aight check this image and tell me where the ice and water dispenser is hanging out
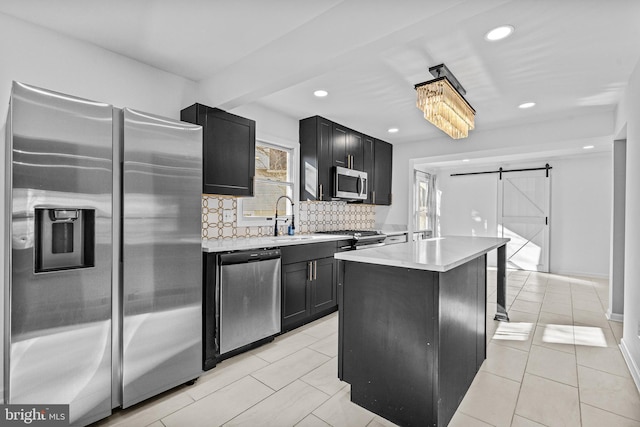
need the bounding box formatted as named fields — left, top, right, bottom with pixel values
left=35, top=208, right=95, bottom=272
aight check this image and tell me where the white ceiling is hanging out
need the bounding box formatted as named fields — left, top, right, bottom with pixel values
left=1, top=0, right=639, bottom=146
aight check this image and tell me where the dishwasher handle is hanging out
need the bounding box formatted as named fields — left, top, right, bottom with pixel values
left=219, top=249, right=281, bottom=265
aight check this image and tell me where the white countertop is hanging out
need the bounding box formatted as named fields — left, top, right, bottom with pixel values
left=334, top=236, right=509, bottom=272
left=202, top=234, right=350, bottom=253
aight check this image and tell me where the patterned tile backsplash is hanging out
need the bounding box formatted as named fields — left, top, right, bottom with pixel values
left=202, top=195, right=376, bottom=240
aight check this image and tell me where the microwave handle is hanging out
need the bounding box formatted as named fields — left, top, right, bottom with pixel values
left=358, top=175, right=366, bottom=197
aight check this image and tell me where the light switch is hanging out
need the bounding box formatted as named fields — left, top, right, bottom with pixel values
left=223, top=209, right=234, bottom=223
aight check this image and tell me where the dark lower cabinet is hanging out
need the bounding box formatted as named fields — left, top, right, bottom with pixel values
left=282, top=256, right=337, bottom=331
left=281, top=242, right=339, bottom=332
left=202, top=252, right=218, bottom=371
left=311, top=257, right=337, bottom=312
left=202, top=242, right=342, bottom=373
left=282, top=261, right=312, bottom=327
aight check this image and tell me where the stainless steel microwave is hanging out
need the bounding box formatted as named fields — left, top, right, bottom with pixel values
left=334, top=166, right=368, bottom=200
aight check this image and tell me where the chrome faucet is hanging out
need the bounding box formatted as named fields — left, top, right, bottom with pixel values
left=274, top=195, right=295, bottom=236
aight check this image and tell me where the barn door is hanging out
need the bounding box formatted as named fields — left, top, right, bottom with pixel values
left=497, top=169, right=550, bottom=272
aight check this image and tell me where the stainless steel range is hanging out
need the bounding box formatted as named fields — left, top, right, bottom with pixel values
left=319, top=230, right=387, bottom=250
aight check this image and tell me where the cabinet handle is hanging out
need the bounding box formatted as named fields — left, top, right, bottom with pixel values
left=373, top=190, right=376, bottom=204
left=319, top=184, right=324, bottom=201
left=308, top=261, right=313, bottom=281
left=314, top=260, right=317, bottom=280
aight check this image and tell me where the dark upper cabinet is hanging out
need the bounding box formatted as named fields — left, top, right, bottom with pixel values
left=181, top=103, right=255, bottom=196
left=299, top=115, right=392, bottom=204
left=300, top=116, right=332, bottom=201
left=332, top=123, right=348, bottom=168
left=332, top=123, right=363, bottom=170
left=362, top=135, right=375, bottom=204
left=373, top=139, right=393, bottom=205
left=349, top=131, right=364, bottom=171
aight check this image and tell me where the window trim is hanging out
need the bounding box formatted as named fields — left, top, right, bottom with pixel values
left=236, top=139, right=296, bottom=228
left=414, top=170, right=431, bottom=232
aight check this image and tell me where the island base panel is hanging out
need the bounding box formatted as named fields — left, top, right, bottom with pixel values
left=343, top=264, right=436, bottom=426
left=340, top=256, right=487, bottom=427
left=437, top=255, right=487, bottom=423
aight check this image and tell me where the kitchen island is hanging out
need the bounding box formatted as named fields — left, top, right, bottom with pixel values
left=335, top=236, right=509, bottom=427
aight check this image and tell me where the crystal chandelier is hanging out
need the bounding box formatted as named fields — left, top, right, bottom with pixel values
left=415, top=64, right=475, bottom=139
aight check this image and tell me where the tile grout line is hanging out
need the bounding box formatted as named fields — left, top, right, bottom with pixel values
left=508, top=270, right=536, bottom=427
left=568, top=276, right=583, bottom=427
left=580, top=401, right=640, bottom=424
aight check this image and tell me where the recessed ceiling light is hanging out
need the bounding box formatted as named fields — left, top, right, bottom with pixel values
left=485, top=25, right=515, bottom=41
left=583, top=145, right=595, bottom=150
left=518, top=102, right=536, bottom=109
left=462, top=159, right=470, bottom=162
left=313, top=90, right=328, bottom=97
left=387, top=128, right=399, bottom=133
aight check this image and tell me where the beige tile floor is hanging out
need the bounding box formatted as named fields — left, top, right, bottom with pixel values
left=93, top=270, right=640, bottom=427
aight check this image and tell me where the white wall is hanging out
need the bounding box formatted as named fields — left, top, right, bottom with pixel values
left=0, top=13, right=198, bottom=121
left=617, top=57, right=640, bottom=392
left=433, top=154, right=612, bottom=277
left=438, top=172, right=498, bottom=238
left=549, top=154, right=612, bottom=277
left=230, top=103, right=298, bottom=148
left=383, top=111, right=614, bottom=229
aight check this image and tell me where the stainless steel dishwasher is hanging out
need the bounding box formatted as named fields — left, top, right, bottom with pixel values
left=218, top=248, right=282, bottom=355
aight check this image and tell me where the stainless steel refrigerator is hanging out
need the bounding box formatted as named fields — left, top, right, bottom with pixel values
left=3, top=82, right=203, bottom=426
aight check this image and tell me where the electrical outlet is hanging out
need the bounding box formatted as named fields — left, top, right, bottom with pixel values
left=223, top=209, right=234, bottom=223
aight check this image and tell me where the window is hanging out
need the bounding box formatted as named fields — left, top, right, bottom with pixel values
left=414, top=170, right=432, bottom=231
left=238, top=141, right=294, bottom=225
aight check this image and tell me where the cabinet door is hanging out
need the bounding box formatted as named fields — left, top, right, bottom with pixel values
left=203, top=108, right=255, bottom=196
left=373, top=139, right=393, bottom=205
left=362, top=135, right=375, bottom=204
left=282, top=261, right=312, bottom=330
left=317, top=118, right=332, bottom=201
left=332, top=123, right=349, bottom=168
left=181, top=104, right=255, bottom=196
left=348, top=131, right=364, bottom=171
left=300, top=116, right=332, bottom=201
left=311, top=257, right=337, bottom=313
